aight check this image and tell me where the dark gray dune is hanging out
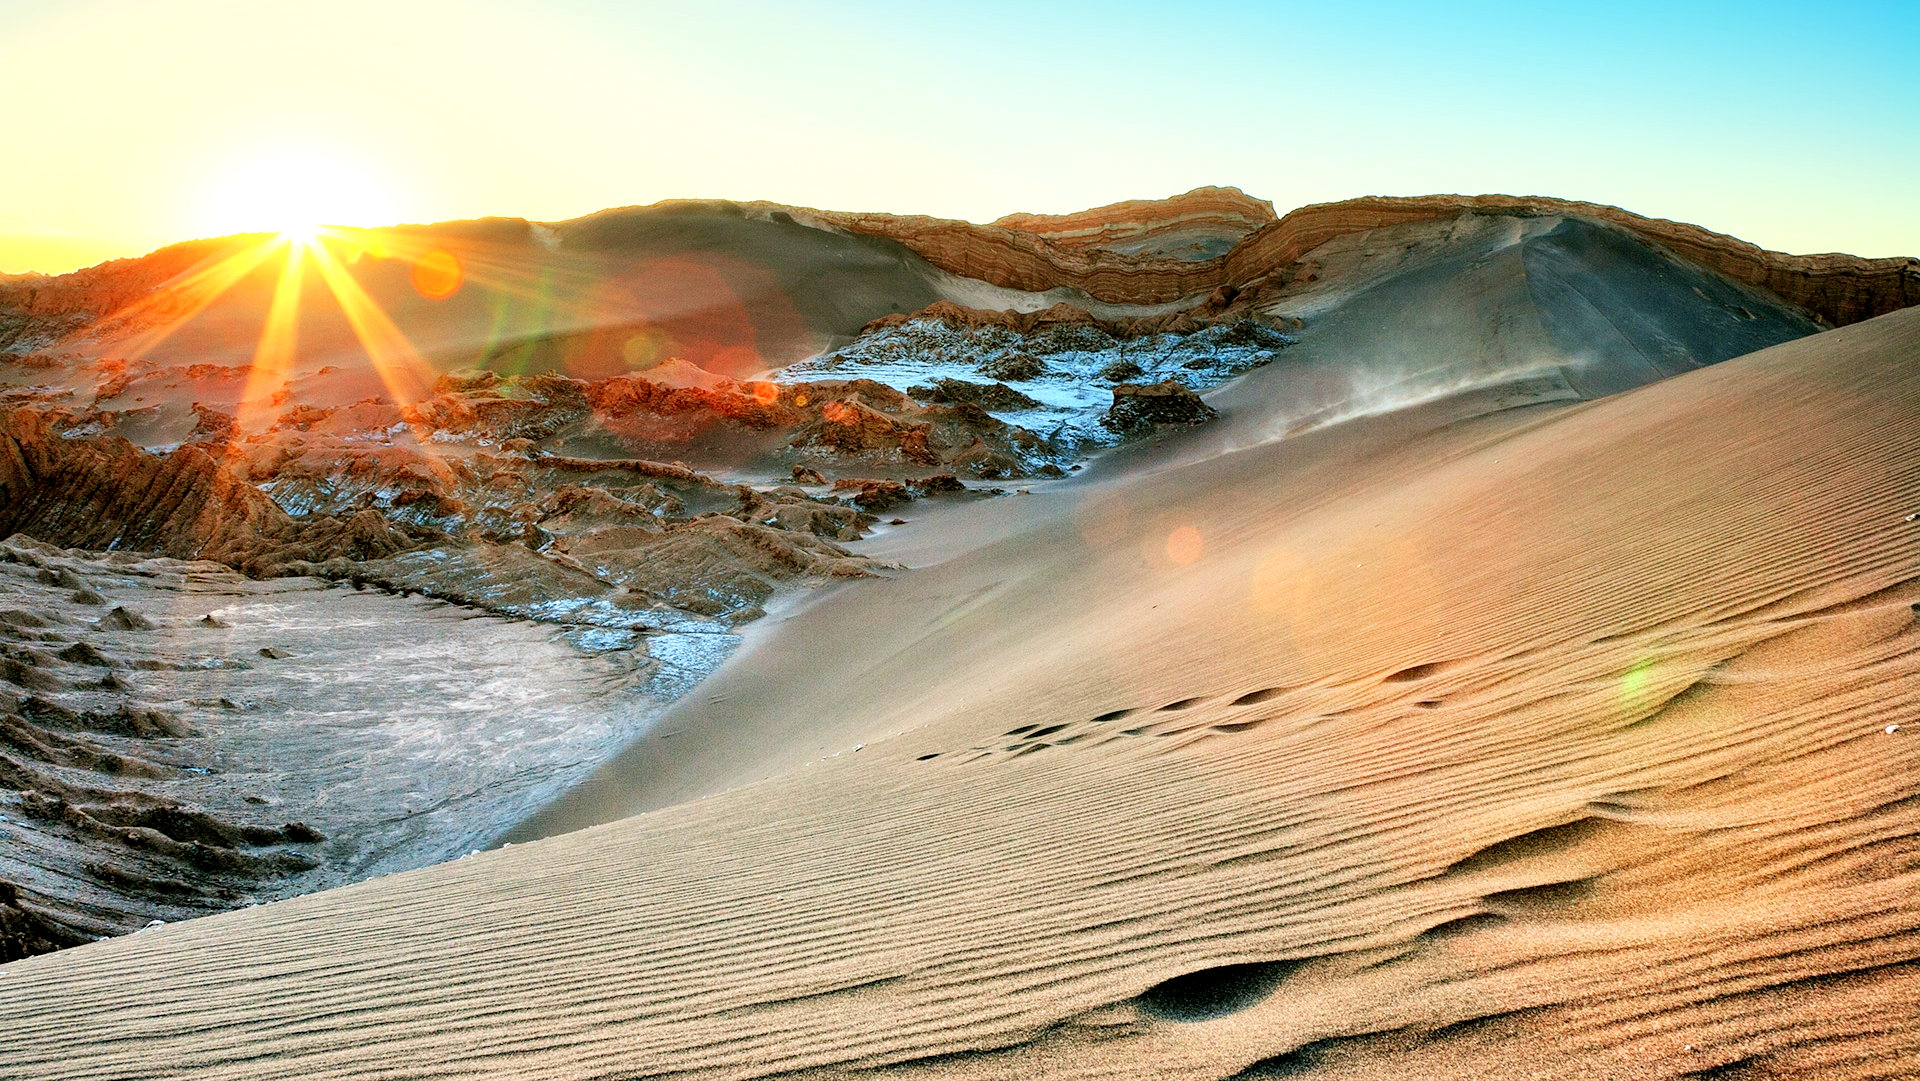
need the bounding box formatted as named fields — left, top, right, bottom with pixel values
left=1523, top=216, right=1820, bottom=396
left=1144, top=212, right=1822, bottom=461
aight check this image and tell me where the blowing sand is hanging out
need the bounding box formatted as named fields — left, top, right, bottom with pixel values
left=2, top=302, right=1917, bottom=1078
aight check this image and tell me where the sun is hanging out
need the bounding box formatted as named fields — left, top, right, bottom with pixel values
left=200, top=146, right=401, bottom=241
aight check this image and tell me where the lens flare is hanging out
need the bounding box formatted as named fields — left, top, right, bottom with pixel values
left=622, top=332, right=661, bottom=368
left=100, top=239, right=282, bottom=360
left=410, top=249, right=463, bottom=299
left=82, top=216, right=462, bottom=472
left=1620, top=658, right=1657, bottom=719
left=1166, top=525, right=1204, bottom=565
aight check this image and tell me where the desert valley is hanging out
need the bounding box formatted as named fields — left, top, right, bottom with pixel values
left=0, top=176, right=1916, bottom=1078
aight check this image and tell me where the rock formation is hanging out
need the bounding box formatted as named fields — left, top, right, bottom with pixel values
left=1104, top=381, right=1218, bottom=433
left=820, top=194, right=1920, bottom=328
left=0, top=410, right=412, bottom=577
left=5, top=191, right=1911, bottom=387
left=0, top=537, right=333, bottom=956
left=908, top=378, right=1042, bottom=412
left=1218, top=195, right=1920, bottom=329
left=0, top=235, right=269, bottom=352
left=991, top=186, right=1276, bottom=260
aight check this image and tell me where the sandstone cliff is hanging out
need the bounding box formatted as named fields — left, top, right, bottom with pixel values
left=990, top=186, right=1275, bottom=260
left=1222, top=195, right=1920, bottom=328
left=822, top=194, right=1920, bottom=328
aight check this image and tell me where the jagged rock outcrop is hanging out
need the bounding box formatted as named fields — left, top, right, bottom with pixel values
left=1103, top=382, right=1218, bottom=433
left=907, top=378, right=1041, bottom=412
left=553, top=513, right=877, bottom=620
left=991, top=186, right=1275, bottom=260
left=374, top=366, right=1056, bottom=480
left=830, top=478, right=912, bottom=512
left=0, top=410, right=412, bottom=576
left=0, top=237, right=263, bottom=321
left=0, top=537, right=338, bottom=957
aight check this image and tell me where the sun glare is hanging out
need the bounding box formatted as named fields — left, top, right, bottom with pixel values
left=201, top=147, right=400, bottom=240
left=124, top=145, right=444, bottom=440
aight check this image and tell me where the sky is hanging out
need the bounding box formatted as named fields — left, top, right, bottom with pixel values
left=2, top=0, right=1916, bottom=274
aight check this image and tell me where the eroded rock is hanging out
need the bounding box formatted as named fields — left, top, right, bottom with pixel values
left=1105, top=382, right=1218, bottom=434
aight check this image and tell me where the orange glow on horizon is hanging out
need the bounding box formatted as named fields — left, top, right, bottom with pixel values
left=83, top=223, right=449, bottom=459
left=103, top=240, right=282, bottom=361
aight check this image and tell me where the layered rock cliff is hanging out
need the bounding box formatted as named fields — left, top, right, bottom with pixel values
left=990, top=186, right=1275, bottom=260
left=1221, top=195, right=1920, bottom=328
left=822, top=194, right=1920, bottom=328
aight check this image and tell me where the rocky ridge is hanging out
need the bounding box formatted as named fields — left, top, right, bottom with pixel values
left=0, top=409, right=414, bottom=577
left=1, top=401, right=897, bottom=629
left=990, top=185, right=1276, bottom=260
left=0, top=235, right=272, bottom=353
left=819, top=194, right=1920, bottom=328
left=3, top=192, right=1913, bottom=380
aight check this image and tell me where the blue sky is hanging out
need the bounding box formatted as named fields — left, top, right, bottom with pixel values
left=2, top=0, right=1915, bottom=271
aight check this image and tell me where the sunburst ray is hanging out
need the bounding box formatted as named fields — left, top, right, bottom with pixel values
left=233, top=238, right=308, bottom=440
left=305, top=234, right=439, bottom=415
left=101, top=237, right=282, bottom=361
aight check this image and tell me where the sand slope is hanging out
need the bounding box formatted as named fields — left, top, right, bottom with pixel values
left=1170, top=212, right=1821, bottom=458
left=3, top=307, right=1918, bottom=1078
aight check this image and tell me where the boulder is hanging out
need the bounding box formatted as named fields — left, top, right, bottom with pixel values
left=832, top=478, right=912, bottom=512
left=1104, top=382, right=1218, bottom=434
left=906, top=378, right=1041, bottom=412
left=979, top=351, right=1047, bottom=382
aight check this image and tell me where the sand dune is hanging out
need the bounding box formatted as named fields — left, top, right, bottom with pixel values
left=1176, top=211, right=1820, bottom=459
left=4, top=292, right=1915, bottom=1078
